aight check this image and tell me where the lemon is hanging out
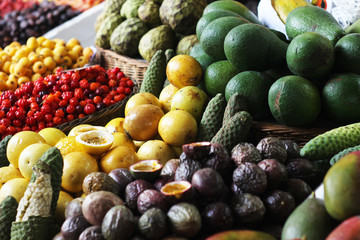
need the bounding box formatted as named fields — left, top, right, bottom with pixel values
left=38, top=127, right=66, bottom=146
left=0, top=177, right=29, bottom=203
left=111, top=132, right=136, bottom=151
left=68, top=124, right=108, bottom=137
left=0, top=166, right=23, bottom=189
left=75, top=130, right=114, bottom=156
left=55, top=136, right=81, bottom=156
left=7, top=131, right=46, bottom=169
left=18, top=143, right=52, bottom=180
left=55, top=191, right=74, bottom=224
left=62, top=152, right=99, bottom=193
left=105, top=117, right=125, bottom=133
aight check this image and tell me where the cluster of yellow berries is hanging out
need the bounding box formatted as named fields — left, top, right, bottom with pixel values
left=0, top=36, right=94, bottom=91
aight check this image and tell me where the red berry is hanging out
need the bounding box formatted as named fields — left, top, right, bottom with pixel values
left=61, top=84, right=71, bottom=92
left=84, top=103, right=96, bottom=115
left=55, top=109, right=65, bottom=118
left=13, top=119, right=22, bottom=127
left=66, top=105, right=75, bottom=114
left=125, top=88, right=132, bottom=95
left=116, top=87, right=125, bottom=94
left=67, top=114, right=74, bottom=121
left=71, top=72, right=81, bottom=82
left=74, top=88, right=84, bottom=99
left=44, top=114, right=53, bottom=123
left=34, top=112, right=44, bottom=121
left=116, top=72, right=124, bottom=80
left=93, top=96, right=102, bottom=104
left=0, top=118, right=11, bottom=127
left=126, top=80, right=134, bottom=88
left=53, top=116, right=62, bottom=125
left=59, top=100, right=68, bottom=108
left=80, top=79, right=90, bottom=89
left=26, top=116, right=36, bottom=126
left=108, top=80, right=117, bottom=88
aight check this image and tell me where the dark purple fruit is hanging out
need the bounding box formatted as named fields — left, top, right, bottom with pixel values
left=282, top=178, right=312, bottom=204
left=82, top=191, right=124, bottom=226
left=153, top=177, right=172, bottom=191
left=263, top=190, right=295, bottom=223
left=108, top=168, right=135, bottom=196
left=191, top=168, right=225, bottom=202
left=285, top=158, right=318, bottom=187
left=138, top=208, right=167, bottom=240
left=281, top=139, right=300, bottom=159
left=61, top=215, right=91, bottom=240
left=160, top=159, right=180, bottom=180
left=160, top=180, right=193, bottom=204
left=231, top=142, right=262, bottom=166
left=232, top=163, right=267, bottom=195
left=174, top=159, right=202, bottom=182
left=167, top=202, right=202, bottom=238
left=204, top=143, right=234, bottom=182
left=256, top=137, right=287, bottom=163
left=130, top=160, right=163, bottom=182
left=202, top=202, right=234, bottom=232
left=182, top=142, right=212, bottom=162
left=137, top=189, right=169, bottom=214
left=52, top=232, right=65, bottom=240
left=230, top=182, right=243, bottom=195
left=230, top=193, right=266, bottom=225
left=82, top=172, right=120, bottom=196
left=65, top=197, right=84, bottom=219
left=101, top=205, right=136, bottom=240
left=125, top=179, right=154, bottom=211
left=258, top=159, right=287, bottom=190
left=78, top=226, right=105, bottom=240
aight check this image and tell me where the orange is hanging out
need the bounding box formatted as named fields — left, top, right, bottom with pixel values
left=61, top=152, right=99, bottom=193
left=100, top=146, right=140, bottom=174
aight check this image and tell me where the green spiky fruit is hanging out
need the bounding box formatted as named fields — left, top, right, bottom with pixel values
left=10, top=216, right=53, bottom=240
left=301, top=122, right=360, bottom=160
left=0, top=135, right=11, bottom=167
left=0, top=196, right=18, bottom=240
left=138, top=1, right=161, bottom=27
left=197, top=93, right=227, bottom=141
left=103, top=0, right=126, bottom=14
left=222, top=92, right=248, bottom=126
left=95, top=13, right=124, bottom=49
left=330, top=144, right=360, bottom=165
left=121, top=0, right=145, bottom=19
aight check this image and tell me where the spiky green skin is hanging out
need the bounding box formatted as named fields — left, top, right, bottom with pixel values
left=95, top=13, right=124, bottom=49
left=30, top=147, right=63, bottom=216
left=197, top=93, right=226, bottom=141
left=330, top=144, right=360, bottom=166
left=211, top=111, right=252, bottom=153
left=0, top=196, right=18, bottom=240
left=121, top=0, right=145, bottom=19
left=103, top=0, right=126, bottom=14
left=10, top=216, right=53, bottom=240
left=165, top=49, right=176, bottom=63
left=0, top=135, right=11, bottom=167
left=139, top=50, right=166, bottom=97
left=138, top=1, right=161, bottom=27
left=301, top=122, right=360, bottom=160
left=222, top=92, right=247, bottom=126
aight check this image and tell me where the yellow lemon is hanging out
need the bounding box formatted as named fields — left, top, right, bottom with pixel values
left=18, top=143, right=52, bottom=180
left=0, top=177, right=29, bottom=203
left=105, top=117, right=125, bottom=133
left=68, top=124, right=107, bottom=137
left=100, top=146, right=140, bottom=174
left=38, top=127, right=66, bottom=146
left=111, top=132, right=136, bottom=151
left=75, top=130, right=114, bottom=156
left=55, top=136, right=81, bottom=156
left=55, top=190, right=74, bottom=224
left=7, top=131, right=46, bottom=168
left=0, top=166, right=23, bottom=189
left=61, top=152, right=99, bottom=193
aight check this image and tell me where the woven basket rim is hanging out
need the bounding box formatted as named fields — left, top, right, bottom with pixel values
left=95, top=46, right=149, bottom=67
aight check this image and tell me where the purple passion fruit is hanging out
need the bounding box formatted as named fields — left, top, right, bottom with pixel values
left=78, top=226, right=105, bottom=240
left=138, top=208, right=167, bottom=240
left=65, top=197, right=84, bottom=219
left=182, top=142, right=212, bottom=162
left=82, top=172, right=120, bottom=196
left=61, top=215, right=91, bottom=240
left=108, top=168, right=135, bottom=196
left=137, top=189, right=169, bottom=214
left=125, top=179, right=154, bottom=211
left=191, top=168, right=224, bottom=202
left=160, top=180, right=193, bottom=204
left=130, top=160, right=163, bottom=182
left=160, top=158, right=180, bottom=180
left=202, top=202, right=234, bottom=233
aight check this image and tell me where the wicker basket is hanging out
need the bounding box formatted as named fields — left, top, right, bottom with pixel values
left=95, top=46, right=149, bottom=84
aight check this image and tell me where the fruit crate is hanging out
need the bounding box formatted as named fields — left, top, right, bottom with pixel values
left=95, top=46, right=149, bottom=85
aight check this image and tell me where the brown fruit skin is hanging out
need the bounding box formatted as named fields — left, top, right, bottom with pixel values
left=108, top=168, right=135, bottom=197
left=82, top=172, right=120, bottom=196
left=137, top=189, right=169, bottom=214
left=125, top=179, right=154, bottom=212
left=263, top=190, right=295, bottom=223
left=78, top=226, right=105, bottom=240
left=61, top=215, right=91, bottom=240
left=65, top=197, right=84, bottom=219
left=257, top=159, right=287, bottom=190
left=123, top=104, right=164, bottom=141
left=326, top=215, right=360, bottom=240
left=232, top=162, right=268, bottom=195
left=231, top=142, right=262, bottom=166
left=230, top=193, right=266, bottom=225
left=282, top=178, right=312, bottom=205
left=256, top=137, right=287, bottom=163
left=191, top=168, right=224, bottom=202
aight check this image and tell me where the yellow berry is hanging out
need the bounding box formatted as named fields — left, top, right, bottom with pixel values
left=83, top=47, right=94, bottom=60
left=17, top=76, right=30, bottom=86
left=31, top=73, right=42, bottom=82
left=0, top=72, right=8, bottom=82
left=26, top=37, right=38, bottom=50
left=41, top=39, right=55, bottom=49
left=53, top=53, right=64, bottom=64
left=32, top=61, right=47, bottom=74
left=39, top=48, right=53, bottom=58
left=37, top=36, right=46, bottom=45
left=67, top=50, right=78, bottom=62
left=6, top=76, right=17, bottom=90
left=14, top=63, right=27, bottom=77
left=72, top=45, right=83, bottom=55
left=43, top=56, right=56, bottom=70
left=0, top=79, right=7, bottom=91
left=76, top=56, right=88, bottom=66
left=18, top=57, right=31, bottom=68
left=2, top=61, right=11, bottom=74
left=28, top=53, right=41, bottom=63
left=53, top=46, right=67, bottom=56
left=66, top=38, right=80, bottom=50
left=63, top=56, right=73, bottom=68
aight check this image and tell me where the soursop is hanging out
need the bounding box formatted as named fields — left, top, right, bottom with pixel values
left=138, top=1, right=162, bottom=27
left=95, top=11, right=107, bottom=33
left=121, top=0, right=145, bottom=19
left=95, top=13, right=124, bottom=49
left=176, top=34, right=199, bottom=55
left=160, top=0, right=207, bottom=35
left=110, top=18, right=149, bottom=57
left=138, top=24, right=177, bottom=62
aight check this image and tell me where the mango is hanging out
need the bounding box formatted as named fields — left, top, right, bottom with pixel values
left=326, top=215, right=360, bottom=240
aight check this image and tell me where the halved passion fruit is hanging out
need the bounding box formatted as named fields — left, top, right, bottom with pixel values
left=75, top=130, right=114, bottom=156
left=182, top=142, right=211, bottom=162
left=160, top=180, right=193, bottom=203
left=69, top=124, right=108, bottom=137
left=129, top=160, right=163, bottom=182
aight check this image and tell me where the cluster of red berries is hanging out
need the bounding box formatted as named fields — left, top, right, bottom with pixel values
left=0, top=65, right=134, bottom=137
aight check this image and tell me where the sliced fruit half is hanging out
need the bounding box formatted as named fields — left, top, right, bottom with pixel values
left=129, top=160, right=163, bottom=182
left=160, top=180, right=193, bottom=203
left=75, top=130, right=114, bottom=156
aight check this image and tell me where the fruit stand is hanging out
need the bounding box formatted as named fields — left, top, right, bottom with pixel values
left=0, top=0, right=360, bottom=240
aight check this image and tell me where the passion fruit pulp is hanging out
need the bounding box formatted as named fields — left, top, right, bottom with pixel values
left=160, top=180, right=193, bottom=203
left=76, top=130, right=114, bottom=156
left=129, top=160, right=163, bottom=182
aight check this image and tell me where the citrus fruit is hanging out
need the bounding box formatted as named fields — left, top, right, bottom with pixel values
left=105, top=117, right=125, bottom=133
left=68, top=124, right=107, bottom=137
left=55, top=136, right=81, bottom=156
left=61, top=152, right=99, bottom=193
left=18, top=143, right=52, bottom=180
left=55, top=190, right=74, bottom=224
left=124, top=92, right=161, bottom=117
left=158, top=84, right=179, bottom=113
left=158, top=110, right=198, bottom=147
left=38, top=127, right=66, bottom=146
left=100, top=146, right=140, bottom=174
left=268, top=75, right=321, bottom=127
left=0, top=166, right=23, bottom=189
left=136, top=140, right=176, bottom=166
left=225, top=71, right=273, bottom=120
left=6, top=131, right=46, bottom=169
left=166, top=55, right=203, bottom=89
left=111, top=132, right=136, bottom=151
left=123, top=104, right=164, bottom=141
left=204, top=60, right=239, bottom=97
left=0, top=177, right=29, bottom=203
left=75, top=130, right=114, bottom=156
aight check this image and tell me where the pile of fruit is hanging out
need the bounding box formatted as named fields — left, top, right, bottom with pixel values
left=0, top=0, right=35, bottom=18
left=0, top=1, right=80, bottom=48
left=0, top=64, right=134, bottom=136
left=51, top=0, right=104, bottom=12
